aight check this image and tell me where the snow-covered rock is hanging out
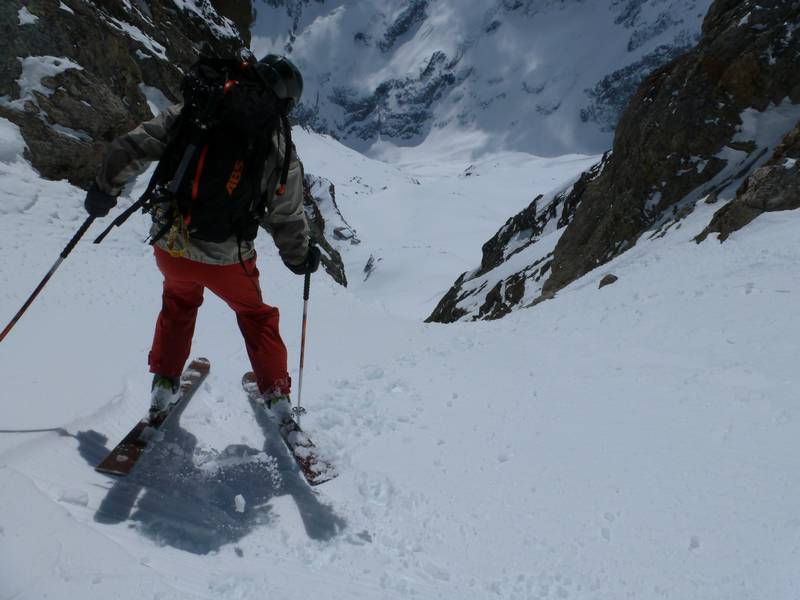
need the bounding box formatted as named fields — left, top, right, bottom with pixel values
left=0, top=0, right=250, bottom=185
left=430, top=0, right=800, bottom=322
left=252, top=0, right=713, bottom=157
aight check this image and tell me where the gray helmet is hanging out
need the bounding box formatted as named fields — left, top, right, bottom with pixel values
left=254, top=54, right=304, bottom=110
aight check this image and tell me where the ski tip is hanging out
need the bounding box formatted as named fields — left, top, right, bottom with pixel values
left=188, top=357, right=211, bottom=374
left=242, top=372, right=259, bottom=395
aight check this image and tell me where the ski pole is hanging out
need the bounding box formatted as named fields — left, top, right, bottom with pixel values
left=0, top=215, right=94, bottom=344
left=293, top=270, right=312, bottom=426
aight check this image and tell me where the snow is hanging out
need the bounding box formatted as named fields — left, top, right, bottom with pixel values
left=735, top=99, right=800, bottom=149
left=0, top=118, right=27, bottom=163
left=18, top=6, right=39, bottom=25
left=171, top=0, right=239, bottom=39
left=680, top=100, right=800, bottom=208
left=101, top=14, right=167, bottom=60
left=50, top=123, right=92, bottom=142
left=294, top=128, right=597, bottom=317
left=59, top=2, right=74, bottom=14
left=1, top=126, right=799, bottom=599
left=0, top=55, right=83, bottom=111
left=139, top=84, right=172, bottom=116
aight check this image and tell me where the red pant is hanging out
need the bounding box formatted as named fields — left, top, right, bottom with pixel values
left=149, top=246, right=290, bottom=395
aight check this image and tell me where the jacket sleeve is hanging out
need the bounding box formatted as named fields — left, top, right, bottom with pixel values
left=95, top=104, right=182, bottom=195
left=261, top=133, right=310, bottom=266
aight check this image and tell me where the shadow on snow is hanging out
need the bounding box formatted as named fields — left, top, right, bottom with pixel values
left=75, top=395, right=346, bottom=555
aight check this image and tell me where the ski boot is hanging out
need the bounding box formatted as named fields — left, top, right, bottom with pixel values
left=263, top=392, right=294, bottom=425
left=149, top=374, right=180, bottom=421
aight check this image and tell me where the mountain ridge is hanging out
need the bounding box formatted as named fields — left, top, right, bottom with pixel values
left=252, top=0, right=713, bottom=157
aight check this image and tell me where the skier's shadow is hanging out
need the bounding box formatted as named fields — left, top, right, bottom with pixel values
left=76, top=396, right=345, bottom=555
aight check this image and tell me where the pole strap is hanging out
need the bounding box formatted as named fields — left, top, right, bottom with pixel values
left=294, top=272, right=312, bottom=425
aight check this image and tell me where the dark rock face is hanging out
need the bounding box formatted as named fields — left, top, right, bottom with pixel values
left=580, top=41, right=694, bottom=132
left=379, top=0, right=429, bottom=52
left=427, top=158, right=607, bottom=322
left=697, top=120, right=800, bottom=241
left=300, top=49, right=462, bottom=146
left=430, top=0, right=800, bottom=322
left=544, top=0, right=800, bottom=296
left=0, top=0, right=248, bottom=186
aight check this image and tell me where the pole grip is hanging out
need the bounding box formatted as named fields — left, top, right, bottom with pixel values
left=303, top=271, right=311, bottom=301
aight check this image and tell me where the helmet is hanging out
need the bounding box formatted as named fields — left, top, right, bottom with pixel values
left=254, top=54, right=304, bottom=110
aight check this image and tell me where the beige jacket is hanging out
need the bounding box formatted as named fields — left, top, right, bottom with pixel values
left=95, top=104, right=309, bottom=266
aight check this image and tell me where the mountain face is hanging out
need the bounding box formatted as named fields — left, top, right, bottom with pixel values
left=1, top=0, right=251, bottom=186
left=251, top=0, right=713, bottom=157
left=428, top=0, right=800, bottom=323
left=697, top=119, right=800, bottom=243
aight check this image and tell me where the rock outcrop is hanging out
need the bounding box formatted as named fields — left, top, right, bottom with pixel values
left=429, top=0, right=800, bottom=322
left=1, top=0, right=249, bottom=186
left=697, top=121, right=800, bottom=242
left=426, top=158, right=606, bottom=322
left=544, top=0, right=800, bottom=296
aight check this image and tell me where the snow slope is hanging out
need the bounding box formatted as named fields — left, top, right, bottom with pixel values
left=1, top=118, right=799, bottom=599
left=251, top=0, right=713, bottom=157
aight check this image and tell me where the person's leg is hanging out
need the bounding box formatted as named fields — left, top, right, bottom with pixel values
left=203, top=257, right=291, bottom=396
left=148, top=247, right=205, bottom=378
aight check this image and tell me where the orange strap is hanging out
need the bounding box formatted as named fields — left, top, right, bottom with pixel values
left=191, top=145, right=210, bottom=202
left=187, top=144, right=210, bottom=225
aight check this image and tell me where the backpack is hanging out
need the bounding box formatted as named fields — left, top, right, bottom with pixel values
left=147, top=51, right=293, bottom=251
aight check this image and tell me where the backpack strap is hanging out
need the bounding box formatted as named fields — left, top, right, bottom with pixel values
left=276, top=115, right=293, bottom=196
left=93, top=114, right=187, bottom=245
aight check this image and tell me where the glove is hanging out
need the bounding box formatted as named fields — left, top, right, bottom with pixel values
left=285, top=245, right=321, bottom=275
left=84, top=182, right=117, bottom=217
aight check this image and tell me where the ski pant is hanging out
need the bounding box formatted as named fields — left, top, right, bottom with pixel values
left=148, top=246, right=291, bottom=396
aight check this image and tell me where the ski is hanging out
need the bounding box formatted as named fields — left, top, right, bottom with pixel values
left=95, top=357, right=210, bottom=476
left=242, top=372, right=337, bottom=486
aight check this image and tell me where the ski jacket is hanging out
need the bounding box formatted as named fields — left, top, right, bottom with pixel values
left=94, top=104, right=309, bottom=267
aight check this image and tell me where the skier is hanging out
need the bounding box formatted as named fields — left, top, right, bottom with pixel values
left=82, top=53, right=320, bottom=423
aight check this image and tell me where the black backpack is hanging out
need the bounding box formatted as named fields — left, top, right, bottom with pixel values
left=148, top=52, right=293, bottom=247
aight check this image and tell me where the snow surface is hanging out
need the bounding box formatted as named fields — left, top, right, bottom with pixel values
left=139, top=84, right=173, bottom=117
left=0, top=118, right=27, bottom=164
left=1, top=119, right=799, bottom=599
left=18, top=6, right=39, bottom=25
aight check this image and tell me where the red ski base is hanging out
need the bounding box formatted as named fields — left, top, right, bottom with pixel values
left=95, top=358, right=210, bottom=476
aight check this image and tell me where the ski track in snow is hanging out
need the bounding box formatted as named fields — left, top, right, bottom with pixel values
left=0, top=120, right=799, bottom=599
